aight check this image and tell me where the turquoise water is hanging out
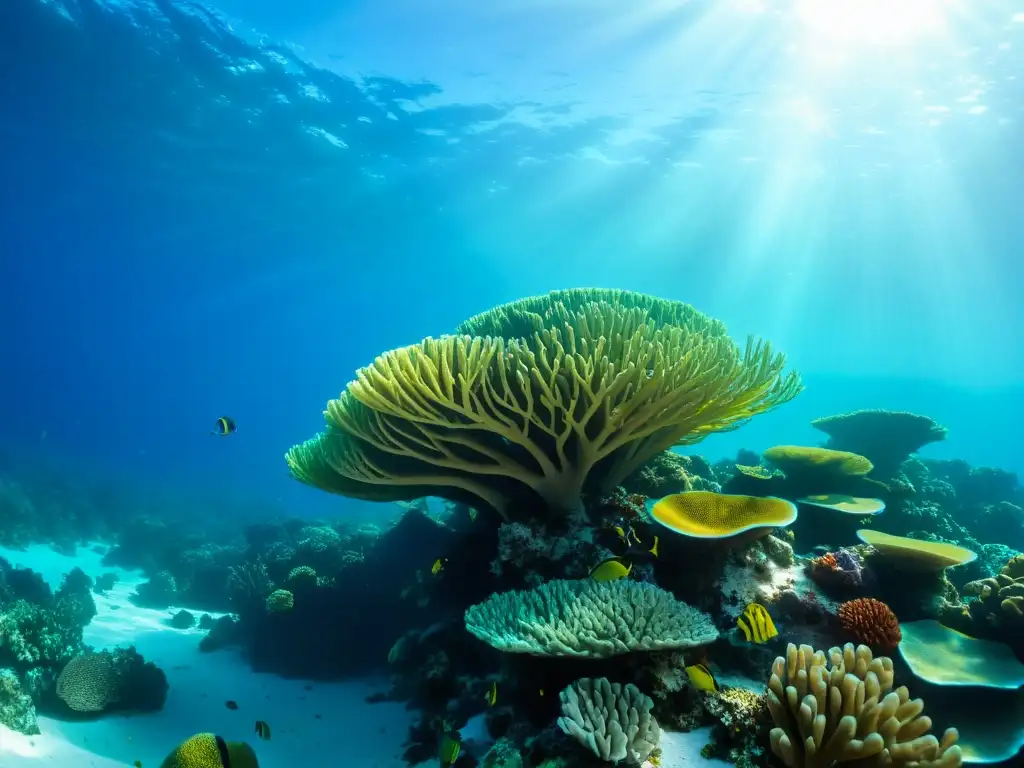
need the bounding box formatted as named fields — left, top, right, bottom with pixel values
left=3, top=0, right=1023, bottom=518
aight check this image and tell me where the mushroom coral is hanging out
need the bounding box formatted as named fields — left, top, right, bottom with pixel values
left=286, top=289, right=801, bottom=518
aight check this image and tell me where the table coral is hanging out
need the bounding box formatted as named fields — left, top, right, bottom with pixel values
left=464, top=579, right=718, bottom=658
left=810, top=410, right=947, bottom=480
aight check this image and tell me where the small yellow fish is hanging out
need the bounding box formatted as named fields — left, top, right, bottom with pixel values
left=484, top=681, right=497, bottom=706
left=589, top=557, right=632, bottom=582
left=254, top=720, right=271, bottom=740
left=649, top=536, right=659, bottom=558
left=431, top=557, right=447, bottom=576
left=736, top=603, right=778, bottom=644
left=685, top=663, right=719, bottom=692
left=539, top=688, right=545, bottom=697
left=439, top=732, right=461, bottom=766
left=614, top=524, right=628, bottom=541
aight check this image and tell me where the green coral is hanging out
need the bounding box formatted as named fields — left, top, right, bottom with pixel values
left=286, top=288, right=801, bottom=518
left=286, top=566, right=318, bottom=589
left=464, top=579, right=718, bottom=658
left=0, top=667, right=39, bottom=735
left=265, top=589, right=294, bottom=613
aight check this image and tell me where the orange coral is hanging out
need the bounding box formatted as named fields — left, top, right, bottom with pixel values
left=838, top=598, right=902, bottom=649
left=812, top=553, right=839, bottom=571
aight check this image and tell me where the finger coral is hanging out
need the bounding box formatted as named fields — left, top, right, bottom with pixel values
left=463, top=579, right=718, bottom=658
left=838, top=598, right=902, bottom=650
left=767, top=642, right=962, bottom=768
left=286, top=289, right=801, bottom=518
left=557, top=677, right=660, bottom=764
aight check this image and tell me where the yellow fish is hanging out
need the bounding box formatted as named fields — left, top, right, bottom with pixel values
left=431, top=558, right=447, bottom=576
left=254, top=720, right=271, bottom=740
left=484, top=681, right=497, bottom=706
left=649, top=536, right=659, bottom=558
left=736, top=603, right=778, bottom=644
left=685, top=663, right=719, bottom=692
left=589, top=557, right=632, bottom=582
left=439, top=731, right=461, bottom=766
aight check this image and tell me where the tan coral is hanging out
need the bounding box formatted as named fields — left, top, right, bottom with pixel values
left=767, top=642, right=962, bottom=768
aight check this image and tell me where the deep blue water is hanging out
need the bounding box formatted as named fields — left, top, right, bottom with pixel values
left=2, top=0, right=1023, bottom=521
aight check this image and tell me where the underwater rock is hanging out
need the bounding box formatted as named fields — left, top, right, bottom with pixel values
left=92, top=572, right=117, bottom=593
left=701, top=686, right=770, bottom=768
left=198, top=615, right=243, bottom=653
left=131, top=570, right=178, bottom=609
left=167, top=609, right=195, bottom=629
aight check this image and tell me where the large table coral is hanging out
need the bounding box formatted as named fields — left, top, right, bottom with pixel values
left=463, top=579, right=718, bottom=658
left=286, top=288, right=801, bottom=518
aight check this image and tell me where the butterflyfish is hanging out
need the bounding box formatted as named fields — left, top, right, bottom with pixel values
left=431, top=557, right=448, bottom=576
left=484, top=681, right=497, bottom=706
left=589, top=557, right=632, bottom=582
left=736, top=603, right=778, bottom=644
left=439, top=731, right=462, bottom=767
left=254, top=720, right=271, bottom=740
left=211, top=417, right=236, bottom=436
left=684, top=663, right=719, bottom=692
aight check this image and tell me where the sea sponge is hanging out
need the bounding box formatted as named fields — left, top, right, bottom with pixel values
left=767, top=642, right=962, bottom=768
left=811, top=410, right=947, bottom=478
left=464, top=579, right=718, bottom=658
left=764, top=445, right=874, bottom=478
left=56, top=651, right=120, bottom=712
left=160, top=732, right=259, bottom=768
left=286, top=289, right=801, bottom=518
left=265, top=589, right=294, bottom=613
left=557, top=677, right=660, bottom=764
left=857, top=530, right=977, bottom=571
left=838, top=598, right=902, bottom=650
left=647, top=491, right=797, bottom=540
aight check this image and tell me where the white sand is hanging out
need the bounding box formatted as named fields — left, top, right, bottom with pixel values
left=0, top=544, right=414, bottom=767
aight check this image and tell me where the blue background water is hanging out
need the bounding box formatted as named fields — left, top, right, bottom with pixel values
left=2, top=0, right=1022, bottom=521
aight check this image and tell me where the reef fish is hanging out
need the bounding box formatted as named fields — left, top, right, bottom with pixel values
left=684, top=663, right=719, bottom=692
left=211, top=417, right=236, bottom=436
left=254, top=720, right=271, bottom=740
left=614, top=523, right=641, bottom=547
left=736, top=603, right=778, bottom=644
left=438, top=730, right=461, bottom=767
left=224, top=700, right=239, bottom=710
left=589, top=557, right=632, bottom=582
left=484, top=681, right=497, bottom=707
left=431, top=557, right=447, bottom=576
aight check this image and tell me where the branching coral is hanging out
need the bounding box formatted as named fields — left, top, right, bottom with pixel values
left=286, top=289, right=801, bottom=518
left=838, top=598, right=902, bottom=650
left=557, top=677, right=661, bottom=764
left=767, top=642, right=962, bottom=767
left=464, top=579, right=718, bottom=657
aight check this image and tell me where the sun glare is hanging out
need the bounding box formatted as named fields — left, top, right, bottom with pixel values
left=795, top=0, right=949, bottom=45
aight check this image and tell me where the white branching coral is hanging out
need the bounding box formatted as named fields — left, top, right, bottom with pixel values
left=557, top=677, right=660, bottom=764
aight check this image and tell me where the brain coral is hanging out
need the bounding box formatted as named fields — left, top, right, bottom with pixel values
left=647, top=491, right=797, bottom=539
left=838, top=598, right=902, bottom=650
left=464, top=579, right=718, bottom=658
left=160, top=732, right=259, bottom=768
left=56, top=651, right=120, bottom=713
left=286, top=288, right=802, bottom=518
left=767, top=642, right=962, bottom=768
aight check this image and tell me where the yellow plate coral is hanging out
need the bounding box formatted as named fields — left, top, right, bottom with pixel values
left=647, top=491, right=797, bottom=539
left=797, top=494, right=886, bottom=515
left=856, top=530, right=977, bottom=571
left=763, top=445, right=874, bottom=477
